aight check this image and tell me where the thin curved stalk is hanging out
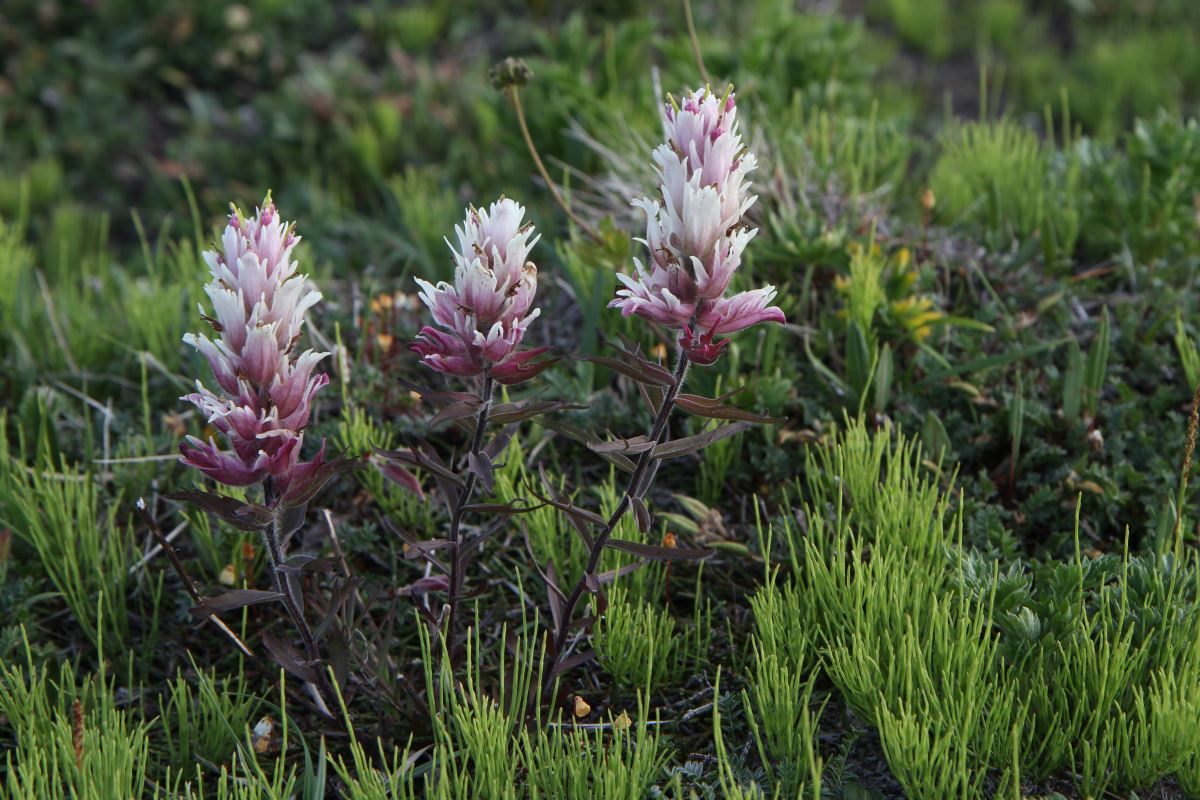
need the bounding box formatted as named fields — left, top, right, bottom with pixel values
left=683, top=0, right=712, bottom=86
left=507, top=85, right=602, bottom=245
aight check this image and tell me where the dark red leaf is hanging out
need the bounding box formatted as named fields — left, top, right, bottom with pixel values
left=278, top=555, right=340, bottom=575
left=579, top=354, right=674, bottom=387
left=430, top=400, right=482, bottom=428
left=489, top=400, right=586, bottom=425
left=631, top=497, right=652, bottom=533
left=603, top=538, right=714, bottom=561
left=467, top=451, right=495, bottom=493
left=190, top=589, right=283, bottom=617
left=587, top=435, right=656, bottom=455
left=483, top=424, right=518, bottom=461
left=675, top=394, right=786, bottom=424
left=551, top=649, right=596, bottom=676
left=280, top=455, right=359, bottom=508
left=650, top=422, right=753, bottom=460
left=374, top=444, right=464, bottom=487
left=314, top=576, right=360, bottom=642
left=166, top=490, right=271, bottom=531
left=261, top=631, right=319, bottom=683
left=538, top=419, right=636, bottom=472
left=397, top=379, right=481, bottom=406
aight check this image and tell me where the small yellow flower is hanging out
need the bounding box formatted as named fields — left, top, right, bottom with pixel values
left=612, top=710, right=632, bottom=732
left=573, top=695, right=592, bottom=718
left=218, top=563, right=237, bottom=587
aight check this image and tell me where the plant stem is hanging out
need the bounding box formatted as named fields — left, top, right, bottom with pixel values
left=1172, top=381, right=1200, bottom=558
left=544, top=347, right=691, bottom=697
left=682, top=0, right=712, bottom=86
left=445, top=371, right=495, bottom=652
left=264, top=512, right=321, bottom=674
left=507, top=85, right=602, bottom=245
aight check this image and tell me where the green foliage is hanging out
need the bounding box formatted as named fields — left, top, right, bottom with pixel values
left=874, top=0, right=953, bottom=60
left=0, top=412, right=132, bottom=661
left=1076, top=112, right=1200, bottom=266
left=159, top=662, right=261, bottom=770
left=592, top=577, right=712, bottom=693
left=522, top=696, right=669, bottom=800
left=1176, top=311, right=1200, bottom=392
left=931, top=119, right=1051, bottom=249
left=781, top=421, right=1200, bottom=796
left=0, top=635, right=152, bottom=798
left=741, top=644, right=824, bottom=798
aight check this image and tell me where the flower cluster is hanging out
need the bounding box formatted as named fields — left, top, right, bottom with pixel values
left=411, top=198, right=549, bottom=384
left=181, top=196, right=332, bottom=505
left=610, top=86, right=784, bottom=363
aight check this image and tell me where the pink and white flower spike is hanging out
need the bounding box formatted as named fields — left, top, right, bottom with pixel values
left=410, top=198, right=552, bottom=385
left=180, top=195, right=332, bottom=505
left=610, top=86, right=784, bottom=362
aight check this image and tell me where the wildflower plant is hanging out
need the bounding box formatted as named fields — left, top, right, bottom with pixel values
left=173, top=196, right=354, bottom=687
left=378, top=198, right=561, bottom=658
left=534, top=84, right=787, bottom=700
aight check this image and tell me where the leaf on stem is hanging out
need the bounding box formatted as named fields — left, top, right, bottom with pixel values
left=538, top=418, right=636, bottom=472
left=278, top=555, right=340, bottom=575
left=280, top=453, right=359, bottom=508
left=189, top=589, right=284, bottom=617
left=586, top=435, right=656, bottom=455
left=631, top=496, right=652, bottom=533
left=603, top=538, right=714, bottom=561
left=460, top=499, right=544, bottom=516
left=313, top=576, right=361, bottom=642
left=637, top=381, right=665, bottom=416
left=467, top=451, right=495, bottom=493
left=397, top=379, right=482, bottom=407
left=524, top=529, right=565, bottom=632
left=166, top=490, right=272, bottom=531
left=580, top=354, right=674, bottom=387
left=374, top=444, right=465, bottom=488
left=551, top=649, right=596, bottom=677
left=483, top=424, right=519, bottom=461
left=396, top=575, right=451, bottom=596
left=384, top=520, right=450, bottom=573
left=430, top=400, right=483, bottom=428
left=489, top=399, right=586, bottom=425
left=594, top=560, right=647, bottom=585
left=674, top=393, right=785, bottom=424
left=534, top=466, right=602, bottom=549
left=650, top=422, right=752, bottom=460
left=261, top=631, right=320, bottom=683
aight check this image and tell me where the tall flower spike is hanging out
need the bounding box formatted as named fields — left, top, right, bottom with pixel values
left=610, top=85, right=784, bottom=363
left=181, top=195, right=332, bottom=505
left=411, top=198, right=551, bottom=385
